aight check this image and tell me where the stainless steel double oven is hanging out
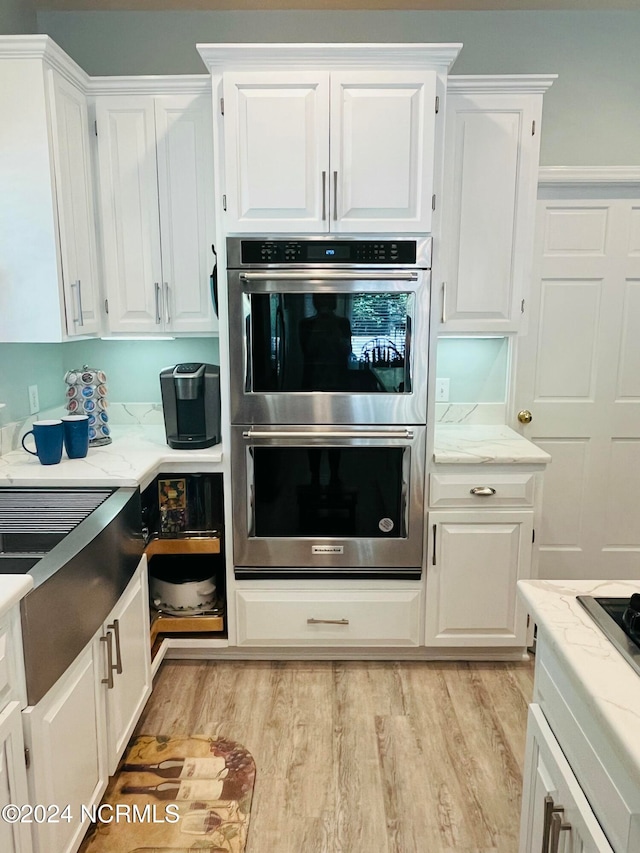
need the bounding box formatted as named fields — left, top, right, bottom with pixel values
left=227, top=235, right=431, bottom=579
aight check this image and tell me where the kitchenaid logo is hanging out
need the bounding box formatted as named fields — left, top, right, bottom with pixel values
left=312, top=545, right=344, bottom=554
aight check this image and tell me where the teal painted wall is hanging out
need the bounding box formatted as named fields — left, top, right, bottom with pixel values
left=0, top=338, right=219, bottom=425
left=0, top=0, right=36, bottom=34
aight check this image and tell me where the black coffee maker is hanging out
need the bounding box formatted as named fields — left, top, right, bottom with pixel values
left=160, top=363, right=221, bottom=449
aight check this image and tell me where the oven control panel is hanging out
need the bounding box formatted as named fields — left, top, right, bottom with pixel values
left=239, top=239, right=418, bottom=265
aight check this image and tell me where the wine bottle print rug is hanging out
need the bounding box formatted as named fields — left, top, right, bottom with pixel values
left=80, top=735, right=256, bottom=853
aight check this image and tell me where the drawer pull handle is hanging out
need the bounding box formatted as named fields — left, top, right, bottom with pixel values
left=470, top=487, right=496, bottom=496
left=307, top=618, right=349, bottom=626
left=542, top=796, right=564, bottom=853
left=549, top=811, right=571, bottom=853
left=108, top=619, right=123, bottom=675
left=101, top=632, right=115, bottom=690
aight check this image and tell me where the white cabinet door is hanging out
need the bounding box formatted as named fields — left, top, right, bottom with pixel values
left=155, top=94, right=217, bottom=334
left=330, top=71, right=436, bottom=233
left=95, top=92, right=216, bottom=334
left=22, top=643, right=107, bottom=853
left=49, top=70, right=101, bottom=337
left=439, top=85, right=544, bottom=332
left=101, top=557, right=152, bottom=775
left=425, top=509, right=532, bottom=646
left=519, top=704, right=614, bottom=853
left=222, top=72, right=329, bottom=233
left=0, top=702, right=32, bottom=853
left=222, top=70, right=436, bottom=234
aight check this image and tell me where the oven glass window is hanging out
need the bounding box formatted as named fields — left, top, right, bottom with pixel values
left=249, top=292, right=413, bottom=393
left=252, top=446, right=406, bottom=538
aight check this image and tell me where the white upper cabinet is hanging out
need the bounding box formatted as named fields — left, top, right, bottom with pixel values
left=200, top=44, right=462, bottom=235
left=0, top=36, right=101, bottom=342
left=94, top=87, right=217, bottom=335
left=438, top=77, right=555, bottom=333
left=223, top=70, right=436, bottom=233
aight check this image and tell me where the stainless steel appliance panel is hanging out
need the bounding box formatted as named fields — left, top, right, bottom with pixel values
left=231, top=424, right=425, bottom=574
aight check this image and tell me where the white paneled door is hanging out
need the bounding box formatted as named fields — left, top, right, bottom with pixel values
left=515, top=193, right=640, bottom=578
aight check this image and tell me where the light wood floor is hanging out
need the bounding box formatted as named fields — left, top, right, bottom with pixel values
left=134, top=658, right=533, bottom=853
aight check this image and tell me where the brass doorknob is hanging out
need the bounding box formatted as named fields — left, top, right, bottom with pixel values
left=517, top=409, right=533, bottom=424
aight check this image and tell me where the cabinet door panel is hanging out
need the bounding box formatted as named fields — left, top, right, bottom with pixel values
left=49, top=71, right=100, bottom=337
left=441, top=90, right=542, bottom=332
left=519, top=704, right=614, bottom=853
left=331, top=71, right=436, bottom=233
left=22, top=644, right=106, bottom=853
left=155, top=94, right=217, bottom=333
left=95, top=96, right=163, bottom=332
left=223, top=73, right=329, bottom=232
left=0, top=702, right=31, bottom=853
left=103, top=558, right=152, bottom=775
left=426, top=510, right=532, bottom=646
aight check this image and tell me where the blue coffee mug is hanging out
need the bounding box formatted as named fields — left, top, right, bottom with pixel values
left=21, top=419, right=64, bottom=465
left=62, top=415, right=90, bottom=459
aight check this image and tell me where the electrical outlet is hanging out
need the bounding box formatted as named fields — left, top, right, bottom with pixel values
left=435, top=378, right=450, bottom=402
left=28, top=384, right=40, bottom=415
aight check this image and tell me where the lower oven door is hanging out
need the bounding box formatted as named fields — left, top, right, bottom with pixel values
left=231, top=424, right=425, bottom=578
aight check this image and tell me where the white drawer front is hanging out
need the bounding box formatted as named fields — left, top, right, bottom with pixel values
left=236, top=589, right=422, bottom=647
left=430, top=472, right=536, bottom=507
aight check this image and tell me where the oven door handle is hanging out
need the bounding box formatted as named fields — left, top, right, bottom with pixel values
left=239, top=271, right=418, bottom=282
left=242, top=428, right=414, bottom=440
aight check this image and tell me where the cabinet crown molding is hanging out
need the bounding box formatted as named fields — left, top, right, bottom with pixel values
left=197, top=42, right=462, bottom=71
left=447, top=74, right=557, bottom=94
left=88, top=74, right=211, bottom=96
left=538, top=166, right=640, bottom=186
left=0, top=34, right=89, bottom=91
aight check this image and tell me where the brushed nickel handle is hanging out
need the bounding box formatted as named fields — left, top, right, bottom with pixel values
left=549, top=811, right=570, bottom=853
left=542, top=796, right=564, bottom=853
left=321, top=171, right=327, bottom=221
left=154, top=282, right=162, bottom=324
left=240, top=271, right=418, bottom=282
left=108, top=619, right=123, bottom=675
left=101, top=632, right=115, bottom=689
left=470, top=487, right=497, bottom=497
left=163, top=282, right=171, bottom=324
left=307, top=618, right=349, bottom=625
left=71, top=279, right=84, bottom=327
left=243, top=428, right=414, bottom=440
left=333, top=170, right=338, bottom=221
left=441, top=282, right=447, bottom=324
left=518, top=409, right=533, bottom=424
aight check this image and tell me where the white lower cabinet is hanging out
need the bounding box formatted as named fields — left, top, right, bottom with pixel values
left=519, top=704, right=614, bottom=853
left=425, top=509, right=532, bottom=646
left=101, top=558, right=152, bottom=775
left=235, top=587, right=422, bottom=647
left=0, top=702, right=32, bottom=853
left=22, top=557, right=151, bottom=853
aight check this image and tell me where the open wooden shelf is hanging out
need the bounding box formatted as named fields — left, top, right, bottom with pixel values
left=144, top=533, right=221, bottom=558
left=150, top=611, right=225, bottom=646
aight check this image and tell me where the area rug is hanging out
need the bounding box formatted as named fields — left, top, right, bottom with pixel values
left=81, top=735, right=256, bottom=853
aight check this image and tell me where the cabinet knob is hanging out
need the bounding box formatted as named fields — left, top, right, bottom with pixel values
left=518, top=409, right=533, bottom=424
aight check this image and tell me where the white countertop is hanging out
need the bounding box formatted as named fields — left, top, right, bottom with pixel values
left=519, top=578, right=640, bottom=783
left=434, top=424, right=551, bottom=464
left=0, top=425, right=223, bottom=491
left=0, top=575, right=33, bottom=620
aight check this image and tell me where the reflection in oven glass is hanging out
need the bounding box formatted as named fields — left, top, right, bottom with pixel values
left=252, top=446, right=405, bottom=539
left=249, top=292, right=413, bottom=394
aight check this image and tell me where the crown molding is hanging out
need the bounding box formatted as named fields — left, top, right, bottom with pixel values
left=0, top=34, right=90, bottom=90
left=448, top=74, right=557, bottom=94
left=197, top=42, right=463, bottom=72
left=538, top=166, right=640, bottom=186
left=87, top=74, right=211, bottom=95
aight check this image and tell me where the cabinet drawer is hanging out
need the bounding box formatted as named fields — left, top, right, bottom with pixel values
left=235, top=589, right=421, bottom=647
left=430, top=472, right=536, bottom=507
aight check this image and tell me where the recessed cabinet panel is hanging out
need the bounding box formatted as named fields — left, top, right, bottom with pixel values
left=331, top=72, right=436, bottom=232
left=426, top=510, right=532, bottom=646
left=223, top=73, right=329, bottom=231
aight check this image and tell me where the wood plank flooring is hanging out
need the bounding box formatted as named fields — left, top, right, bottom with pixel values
left=133, top=658, right=534, bottom=853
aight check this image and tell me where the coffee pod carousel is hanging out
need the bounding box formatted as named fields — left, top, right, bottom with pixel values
left=64, top=365, right=112, bottom=446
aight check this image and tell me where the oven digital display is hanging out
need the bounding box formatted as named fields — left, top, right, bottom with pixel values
left=307, top=245, right=351, bottom=261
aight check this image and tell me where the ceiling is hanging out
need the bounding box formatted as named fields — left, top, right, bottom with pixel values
left=34, top=0, right=640, bottom=10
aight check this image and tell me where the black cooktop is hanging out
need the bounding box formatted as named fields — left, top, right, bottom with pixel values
left=577, top=595, right=640, bottom=677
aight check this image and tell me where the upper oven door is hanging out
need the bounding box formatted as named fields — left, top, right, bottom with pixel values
left=227, top=268, right=430, bottom=425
